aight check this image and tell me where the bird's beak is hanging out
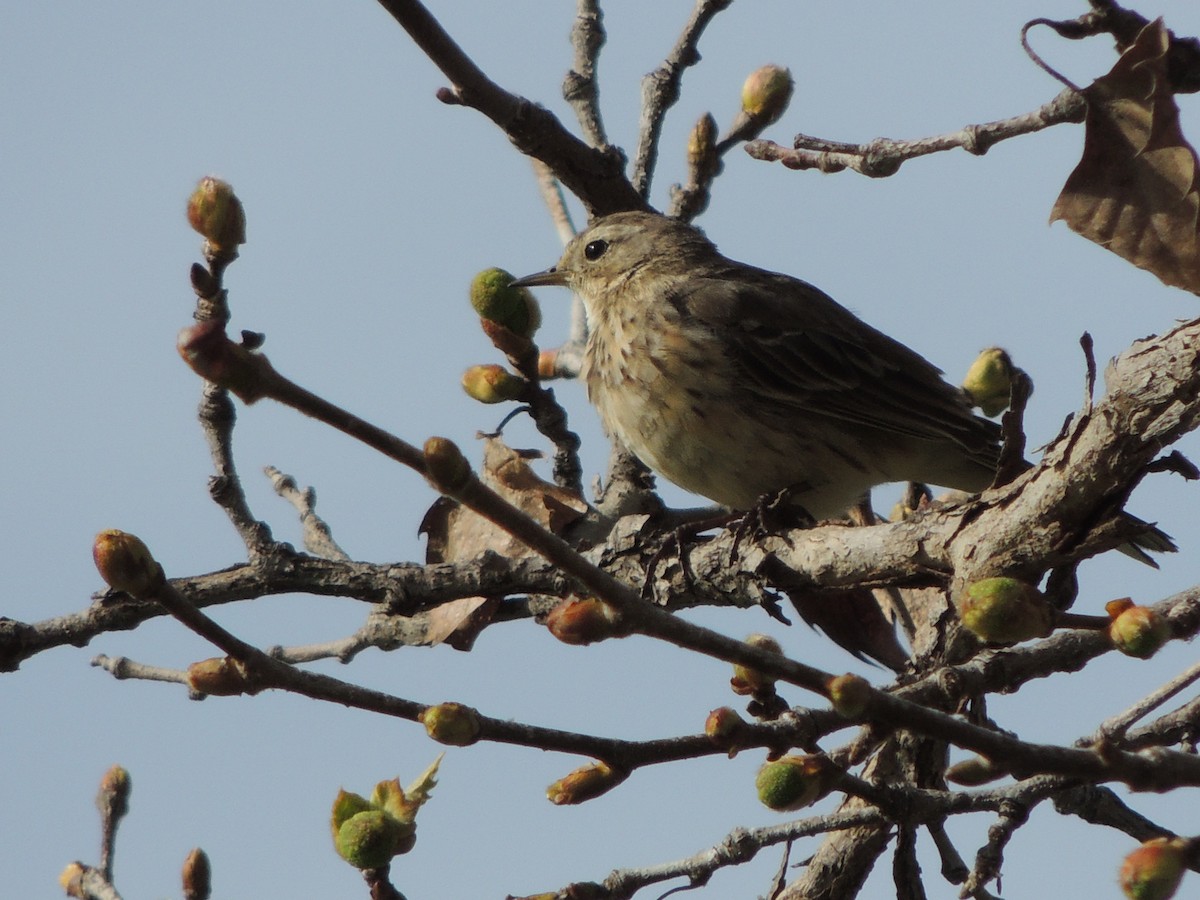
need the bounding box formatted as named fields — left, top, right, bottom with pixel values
left=511, top=267, right=567, bottom=288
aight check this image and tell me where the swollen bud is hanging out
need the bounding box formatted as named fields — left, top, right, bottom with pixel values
left=187, top=656, right=255, bottom=696
left=956, top=577, right=1053, bottom=645
left=93, top=529, right=162, bottom=597
left=469, top=268, right=541, bottom=338
left=461, top=364, right=526, bottom=404
left=545, top=596, right=625, bottom=645
left=755, top=755, right=840, bottom=812
left=96, top=764, right=132, bottom=821
left=687, top=112, right=719, bottom=176
left=1119, top=836, right=1191, bottom=900
left=1107, top=598, right=1171, bottom=660
left=740, top=65, right=794, bottom=128
left=59, top=862, right=86, bottom=898
left=177, top=321, right=271, bottom=403
left=423, top=437, right=472, bottom=494
left=826, top=673, right=871, bottom=719
left=181, top=848, right=212, bottom=900
left=730, top=633, right=783, bottom=695
left=945, top=756, right=1008, bottom=787
left=705, top=706, right=749, bottom=756
left=962, top=347, right=1014, bottom=417
left=546, top=761, right=627, bottom=805
left=420, top=702, right=482, bottom=747
left=186, top=176, right=246, bottom=250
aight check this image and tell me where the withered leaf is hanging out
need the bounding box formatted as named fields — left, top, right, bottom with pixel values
left=417, top=436, right=588, bottom=647
left=1050, top=18, right=1200, bottom=295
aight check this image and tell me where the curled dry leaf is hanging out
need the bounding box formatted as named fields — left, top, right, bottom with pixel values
left=418, top=436, right=589, bottom=648
left=1050, top=18, right=1200, bottom=295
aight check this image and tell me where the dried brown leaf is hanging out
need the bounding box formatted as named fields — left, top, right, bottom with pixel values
left=417, top=436, right=588, bottom=647
left=1050, top=18, right=1200, bottom=294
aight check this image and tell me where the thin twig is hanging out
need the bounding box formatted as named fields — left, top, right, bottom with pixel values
left=264, top=466, right=348, bottom=560
left=373, top=0, right=645, bottom=215
left=564, top=0, right=607, bottom=148
left=745, top=88, right=1086, bottom=177
left=631, top=0, right=733, bottom=197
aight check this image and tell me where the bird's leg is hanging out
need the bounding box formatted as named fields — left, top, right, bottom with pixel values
left=640, top=508, right=732, bottom=603
left=729, top=484, right=816, bottom=564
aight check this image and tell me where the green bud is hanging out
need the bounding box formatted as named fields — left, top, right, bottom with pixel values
left=469, top=267, right=541, bottom=338
left=420, top=702, right=482, bottom=747
left=755, top=755, right=839, bottom=812
left=962, top=347, right=1014, bottom=417
left=956, top=577, right=1053, bottom=645
left=334, top=808, right=409, bottom=869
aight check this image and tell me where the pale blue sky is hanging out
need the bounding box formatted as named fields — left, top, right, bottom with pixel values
left=4, top=2, right=1200, bottom=897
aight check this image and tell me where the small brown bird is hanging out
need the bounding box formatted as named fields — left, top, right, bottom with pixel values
left=515, top=210, right=1005, bottom=519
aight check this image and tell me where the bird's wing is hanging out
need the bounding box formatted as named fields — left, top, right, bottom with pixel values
left=675, top=265, right=1000, bottom=455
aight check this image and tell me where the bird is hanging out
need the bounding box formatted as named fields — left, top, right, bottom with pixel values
left=512, top=211, right=1171, bottom=665
left=513, top=211, right=1017, bottom=516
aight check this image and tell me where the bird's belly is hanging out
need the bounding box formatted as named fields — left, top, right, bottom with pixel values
left=588, top=353, right=876, bottom=516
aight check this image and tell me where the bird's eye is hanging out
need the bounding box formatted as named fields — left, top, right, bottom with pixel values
left=584, top=239, right=608, bottom=261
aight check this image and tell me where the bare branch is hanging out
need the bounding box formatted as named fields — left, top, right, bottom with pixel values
left=373, top=0, right=645, bottom=215
left=264, top=466, right=348, bottom=560
left=631, top=0, right=733, bottom=197
left=745, top=89, right=1086, bottom=177
left=564, top=0, right=608, bottom=148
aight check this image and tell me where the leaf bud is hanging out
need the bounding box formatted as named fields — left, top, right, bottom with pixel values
left=945, top=756, right=1008, bottom=787
left=545, top=596, right=625, bottom=645
left=186, top=176, right=246, bottom=250
left=826, top=673, right=871, bottom=719
left=1119, top=836, right=1191, bottom=900
left=186, top=656, right=255, bottom=696
left=423, top=436, right=472, bottom=494
left=741, top=65, right=794, bottom=127
left=469, top=267, right=541, bottom=338
left=96, top=764, right=131, bottom=821
left=461, top=364, right=526, bottom=404
left=755, top=754, right=840, bottom=812
left=419, top=702, right=482, bottom=747
left=962, top=347, right=1014, bottom=417
left=730, top=633, right=783, bottom=695
left=1107, top=598, right=1171, bottom=660
left=546, top=761, right=627, bottom=805
left=956, top=577, right=1053, bottom=645
left=181, top=848, right=211, bottom=900
left=92, top=529, right=162, bottom=597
